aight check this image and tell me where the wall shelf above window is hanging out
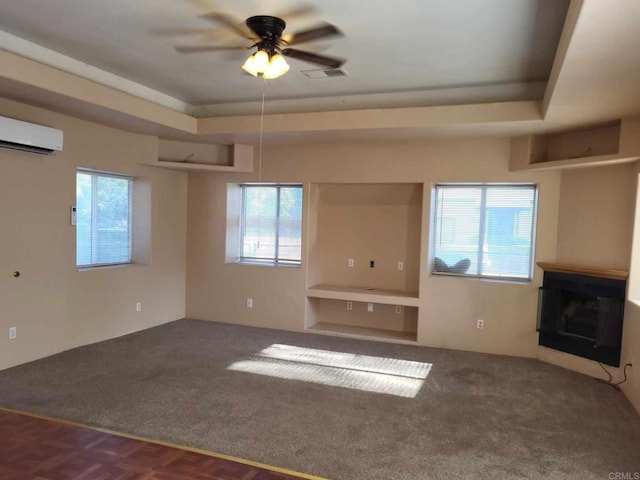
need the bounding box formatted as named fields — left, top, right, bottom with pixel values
left=142, top=142, right=253, bottom=173
left=510, top=117, right=640, bottom=171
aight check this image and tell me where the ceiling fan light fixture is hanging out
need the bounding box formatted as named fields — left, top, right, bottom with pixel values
left=263, top=53, right=290, bottom=79
left=241, top=54, right=260, bottom=77
left=242, top=49, right=271, bottom=77
left=243, top=49, right=290, bottom=79
left=253, top=49, right=270, bottom=72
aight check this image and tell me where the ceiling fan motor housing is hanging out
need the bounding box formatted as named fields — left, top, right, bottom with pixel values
left=246, top=15, right=286, bottom=42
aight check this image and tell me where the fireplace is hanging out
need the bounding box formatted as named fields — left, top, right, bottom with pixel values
left=537, top=263, right=627, bottom=367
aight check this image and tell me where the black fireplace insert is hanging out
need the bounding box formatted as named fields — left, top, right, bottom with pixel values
left=537, top=270, right=625, bottom=367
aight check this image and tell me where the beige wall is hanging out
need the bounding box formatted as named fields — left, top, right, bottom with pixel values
left=622, top=165, right=640, bottom=414
left=556, top=164, right=635, bottom=269
left=0, top=98, right=187, bottom=370
left=623, top=302, right=640, bottom=415
left=544, top=163, right=638, bottom=413
left=186, top=138, right=561, bottom=358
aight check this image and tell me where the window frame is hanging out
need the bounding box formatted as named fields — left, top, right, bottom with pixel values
left=239, top=183, right=303, bottom=266
left=431, top=182, right=538, bottom=283
left=76, top=168, right=134, bottom=269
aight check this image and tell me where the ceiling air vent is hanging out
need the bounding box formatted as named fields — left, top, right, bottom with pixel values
left=301, top=68, right=349, bottom=79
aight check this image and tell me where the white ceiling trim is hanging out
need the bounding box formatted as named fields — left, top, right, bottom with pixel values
left=0, top=30, right=191, bottom=114
left=192, top=82, right=547, bottom=117
left=542, top=0, right=584, bottom=117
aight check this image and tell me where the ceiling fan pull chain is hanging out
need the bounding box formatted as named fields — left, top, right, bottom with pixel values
left=259, top=78, right=266, bottom=183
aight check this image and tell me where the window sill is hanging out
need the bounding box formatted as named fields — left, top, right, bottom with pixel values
left=76, top=262, right=143, bottom=272
left=230, top=260, right=301, bottom=268
left=431, top=271, right=532, bottom=285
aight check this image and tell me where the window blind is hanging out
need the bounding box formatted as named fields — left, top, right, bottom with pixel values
left=76, top=170, right=132, bottom=267
left=433, top=184, right=537, bottom=280
left=241, top=184, right=303, bottom=264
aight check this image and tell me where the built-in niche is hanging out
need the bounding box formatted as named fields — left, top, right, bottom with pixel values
left=530, top=122, right=621, bottom=164
left=510, top=117, right=640, bottom=171
left=305, top=183, right=423, bottom=342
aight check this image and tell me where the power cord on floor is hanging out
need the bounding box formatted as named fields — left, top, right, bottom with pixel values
left=595, top=362, right=633, bottom=390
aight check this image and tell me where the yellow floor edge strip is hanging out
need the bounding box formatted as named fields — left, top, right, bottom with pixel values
left=0, top=405, right=329, bottom=480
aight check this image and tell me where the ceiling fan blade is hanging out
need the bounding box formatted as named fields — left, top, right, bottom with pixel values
left=281, top=48, right=345, bottom=68
left=282, top=23, right=342, bottom=46
left=200, top=12, right=256, bottom=40
left=174, top=45, right=248, bottom=53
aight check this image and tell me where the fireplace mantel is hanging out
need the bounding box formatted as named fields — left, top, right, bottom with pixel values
left=537, top=262, right=629, bottom=280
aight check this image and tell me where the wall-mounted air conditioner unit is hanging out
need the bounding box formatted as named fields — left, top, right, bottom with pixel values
left=0, top=116, right=63, bottom=155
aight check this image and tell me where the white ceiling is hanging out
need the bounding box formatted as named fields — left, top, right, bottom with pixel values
left=0, top=0, right=569, bottom=116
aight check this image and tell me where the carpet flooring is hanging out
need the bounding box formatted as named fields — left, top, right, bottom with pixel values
left=0, top=319, right=639, bottom=480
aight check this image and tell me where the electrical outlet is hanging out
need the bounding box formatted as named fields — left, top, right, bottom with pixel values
left=395, top=305, right=402, bottom=314
left=346, top=301, right=353, bottom=310
left=369, top=260, right=375, bottom=268
left=136, top=302, right=142, bottom=312
left=397, top=261, right=404, bottom=271
left=246, top=298, right=253, bottom=308
left=477, top=319, right=484, bottom=330
left=348, top=258, right=354, bottom=268
left=367, top=302, right=374, bottom=312
left=9, top=327, right=16, bottom=340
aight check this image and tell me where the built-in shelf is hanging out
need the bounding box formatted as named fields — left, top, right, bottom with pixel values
left=512, top=153, right=638, bottom=171
left=146, top=160, right=252, bottom=172
left=142, top=143, right=253, bottom=173
left=305, top=183, right=423, bottom=343
left=510, top=117, right=640, bottom=171
left=536, top=262, right=629, bottom=280
left=307, top=284, right=420, bottom=307
left=306, top=322, right=417, bottom=344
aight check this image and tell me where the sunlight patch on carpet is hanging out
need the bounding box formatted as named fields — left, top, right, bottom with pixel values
left=227, top=344, right=431, bottom=398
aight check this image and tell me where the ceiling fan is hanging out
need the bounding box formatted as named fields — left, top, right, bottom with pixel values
left=174, top=13, right=345, bottom=79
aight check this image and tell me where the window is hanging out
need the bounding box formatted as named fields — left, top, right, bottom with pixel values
left=432, top=184, right=537, bottom=281
left=240, top=184, right=303, bottom=265
left=76, top=169, right=132, bottom=267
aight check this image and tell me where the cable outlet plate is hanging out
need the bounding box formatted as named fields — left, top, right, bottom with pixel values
left=246, top=298, right=253, bottom=308
left=9, top=327, right=16, bottom=339
left=367, top=302, right=374, bottom=312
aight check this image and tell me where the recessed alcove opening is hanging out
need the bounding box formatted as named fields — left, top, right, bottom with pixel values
left=305, top=183, right=423, bottom=342
left=530, top=122, right=621, bottom=164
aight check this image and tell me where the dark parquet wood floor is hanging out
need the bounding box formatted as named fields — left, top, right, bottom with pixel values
left=0, top=409, right=321, bottom=480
